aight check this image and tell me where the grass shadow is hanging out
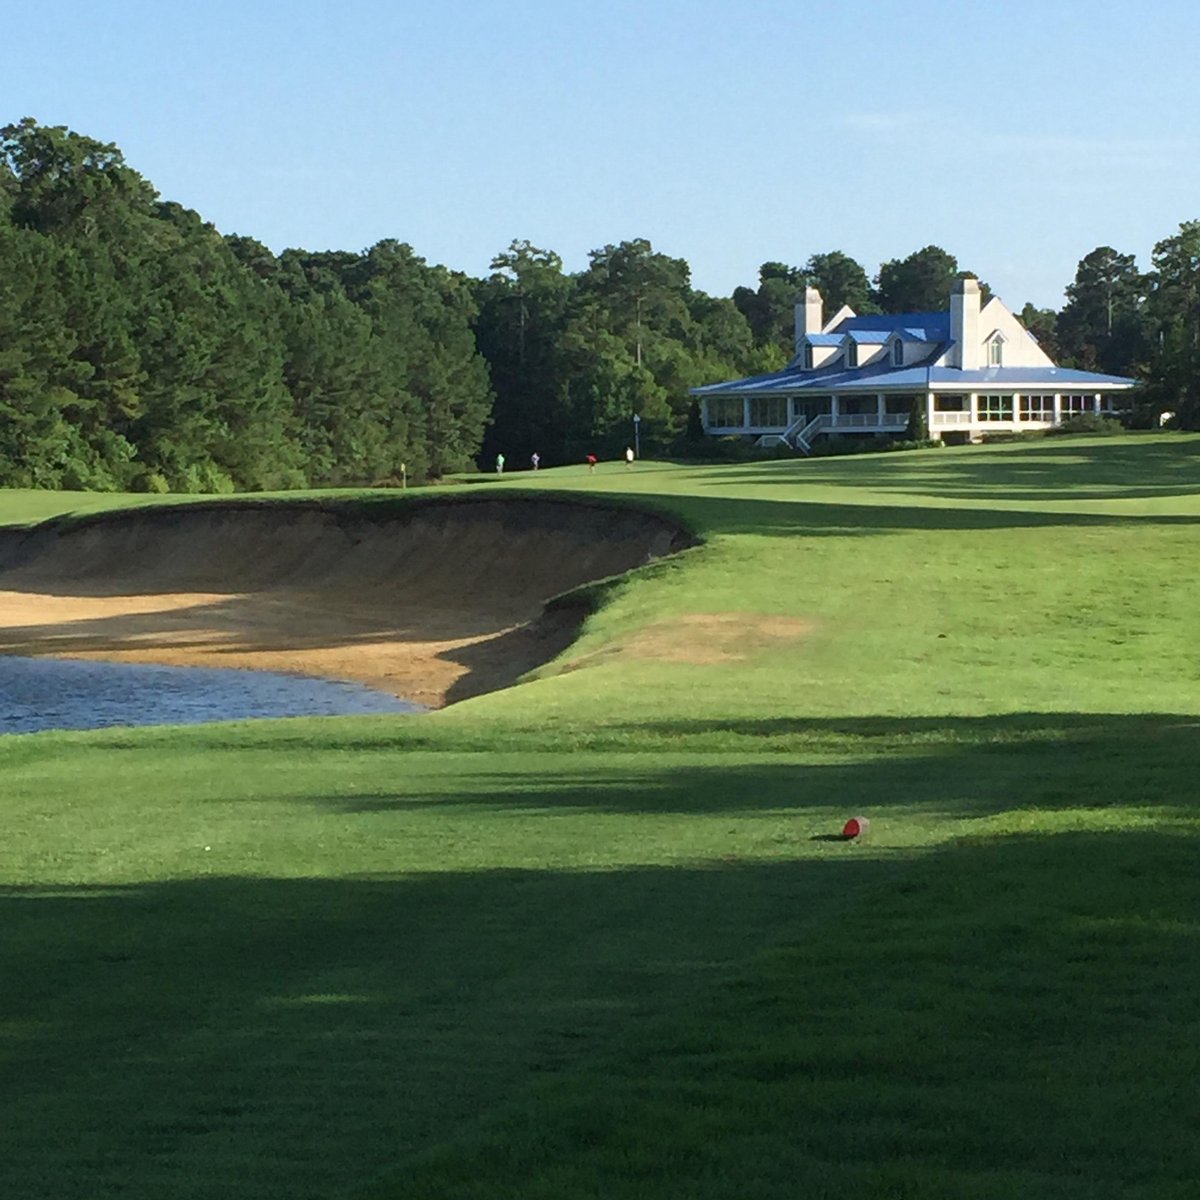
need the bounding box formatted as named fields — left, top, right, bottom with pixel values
left=374, top=824, right=1200, bottom=1198
left=686, top=436, right=1200, bottom=503
left=650, top=492, right=1200, bottom=539
left=0, top=855, right=885, bottom=1200
left=200, top=711, right=1200, bottom=823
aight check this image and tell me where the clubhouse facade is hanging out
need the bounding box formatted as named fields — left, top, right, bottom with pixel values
left=691, top=280, right=1138, bottom=452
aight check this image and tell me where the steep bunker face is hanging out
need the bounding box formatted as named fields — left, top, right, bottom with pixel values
left=0, top=497, right=696, bottom=708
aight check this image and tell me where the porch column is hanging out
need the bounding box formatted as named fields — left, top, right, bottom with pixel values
left=925, top=391, right=935, bottom=434
left=876, top=393, right=885, bottom=426
left=1053, top=393, right=1061, bottom=425
left=831, top=394, right=840, bottom=426
left=700, top=397, right=709, bottom=431
left=1093, top=393, right=1101, bottom=414
left=743, top=397, right=751, bottom=428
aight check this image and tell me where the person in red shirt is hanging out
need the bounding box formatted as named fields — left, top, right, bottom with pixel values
left=586, top=454, right=597, bottom=473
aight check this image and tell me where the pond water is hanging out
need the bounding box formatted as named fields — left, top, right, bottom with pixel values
left=0, top=656, right=424, bottom=735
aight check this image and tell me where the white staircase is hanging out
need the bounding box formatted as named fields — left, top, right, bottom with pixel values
left=789, top=412, right=832, bottom=454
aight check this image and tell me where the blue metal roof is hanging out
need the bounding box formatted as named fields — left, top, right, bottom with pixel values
left=802, top=324, right=944, bottom=349
left=928, top=366, right=1138, bottom=387
left=697, top=298, right=1137, bottom=398
left=836, top=311, right=951, bottom=340
left=692, top=359, right=934, bottom=396
left=691, top=360, right=1138, bottom=397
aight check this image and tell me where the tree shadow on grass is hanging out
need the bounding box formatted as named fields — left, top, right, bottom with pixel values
left=652, top=492, right=1200, bottom=539
left=0, top=856, right=884, bottom=1200
left=686, top=437, right=1200, bottom=503
left=614, top=709, right=1200, bottom=745
left=377, top=825, right=1200, bottom=1199
left=4, top=713, right=1198, bottom=1197
left=173, top=711, right=1200, bottom=823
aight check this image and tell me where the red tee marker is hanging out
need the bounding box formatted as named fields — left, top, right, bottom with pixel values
left=842, top=816, right=870, bottom=840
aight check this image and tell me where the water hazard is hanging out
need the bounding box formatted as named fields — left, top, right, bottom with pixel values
left=0, top=656, right=424, bottom=735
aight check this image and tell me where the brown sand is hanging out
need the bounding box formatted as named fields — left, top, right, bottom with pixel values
left=0, top=497, right=696, bottom=708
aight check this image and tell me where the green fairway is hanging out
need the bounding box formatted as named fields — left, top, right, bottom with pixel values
left=2, top=434, right=1199, bottom=1199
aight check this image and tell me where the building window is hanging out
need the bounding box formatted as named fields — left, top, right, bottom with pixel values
left=803, top=344, right=814, bottom=369
left=794, top=397, right=834, bottom=425
left=846, top=341, right=858, bottom=368
left=1019, top=394, right=1054, bottom=421
left=1062, top=393, right=1091, bottom=415
left=987, top=335, right=1005, bottom=367
left=977, top=394, right=1014, bottom=421
left=934, top=394, right=966, bottom=411
left=840, top=396, right=875, bottom=416
left=707, top=397, right=744, bottom=429
left=892, top=340, right=904, bottom=366
left=749, top=396, right=788, bottom=428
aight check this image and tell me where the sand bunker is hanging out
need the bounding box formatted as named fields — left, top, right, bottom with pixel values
left=0, top=497, right=696, bottom=708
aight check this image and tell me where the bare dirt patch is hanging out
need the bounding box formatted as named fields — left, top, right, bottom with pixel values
left=0, top=498, right=695, bottom=708
left=563, top=612, right=813, bottom=669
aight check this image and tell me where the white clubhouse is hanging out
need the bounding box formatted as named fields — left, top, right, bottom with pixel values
left=692, top=279, right=1137, bottom=452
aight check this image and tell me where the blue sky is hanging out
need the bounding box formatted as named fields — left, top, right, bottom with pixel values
left=7, top=0, right=1199, bottom=309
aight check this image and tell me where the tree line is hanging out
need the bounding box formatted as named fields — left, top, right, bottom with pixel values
left=0, top=118, right=491, bottom=491
left=3, top=118, right=1198, bottom=492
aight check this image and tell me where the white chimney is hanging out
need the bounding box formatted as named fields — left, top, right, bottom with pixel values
left=950, top=278, right=981, bottom=370
left=794, top=287, right=823, bottom=356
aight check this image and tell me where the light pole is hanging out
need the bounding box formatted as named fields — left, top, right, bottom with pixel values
left=632, top=412, right=641, bottom=460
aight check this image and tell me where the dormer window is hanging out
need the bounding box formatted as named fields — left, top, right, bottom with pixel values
left=987, top=333, right=1006, bottom=367
left=846, top=342, right=858, bottom=368
left=803, top=344, right=813, bottom=369
left=892, top=340, right=904, bottom=366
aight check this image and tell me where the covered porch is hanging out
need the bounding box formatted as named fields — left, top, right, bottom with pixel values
left=700, top=389, right=1122, bottom=450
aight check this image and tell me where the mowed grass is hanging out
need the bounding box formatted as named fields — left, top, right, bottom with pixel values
left=1, top=433, right=1199, bottom=1199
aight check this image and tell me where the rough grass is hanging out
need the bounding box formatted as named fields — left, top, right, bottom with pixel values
left=1, top=433, right=1198, bottom=1199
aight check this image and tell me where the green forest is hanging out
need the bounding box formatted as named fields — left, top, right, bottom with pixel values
left=2, top=117, right=1199, bottom=491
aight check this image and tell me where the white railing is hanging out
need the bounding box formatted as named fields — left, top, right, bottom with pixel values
left=818, top=412, right=909, bottom=430
left=775, top=410, right=912, bottom=452
left=718, top=397, right=1125, bottom=443
left=777, top=410, right=819, bottom=446
left=811, top=412, right=910, bottom=430
left=794, top=412, right=833, bottom=453
left=723, top=410, right=915, bottom=441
